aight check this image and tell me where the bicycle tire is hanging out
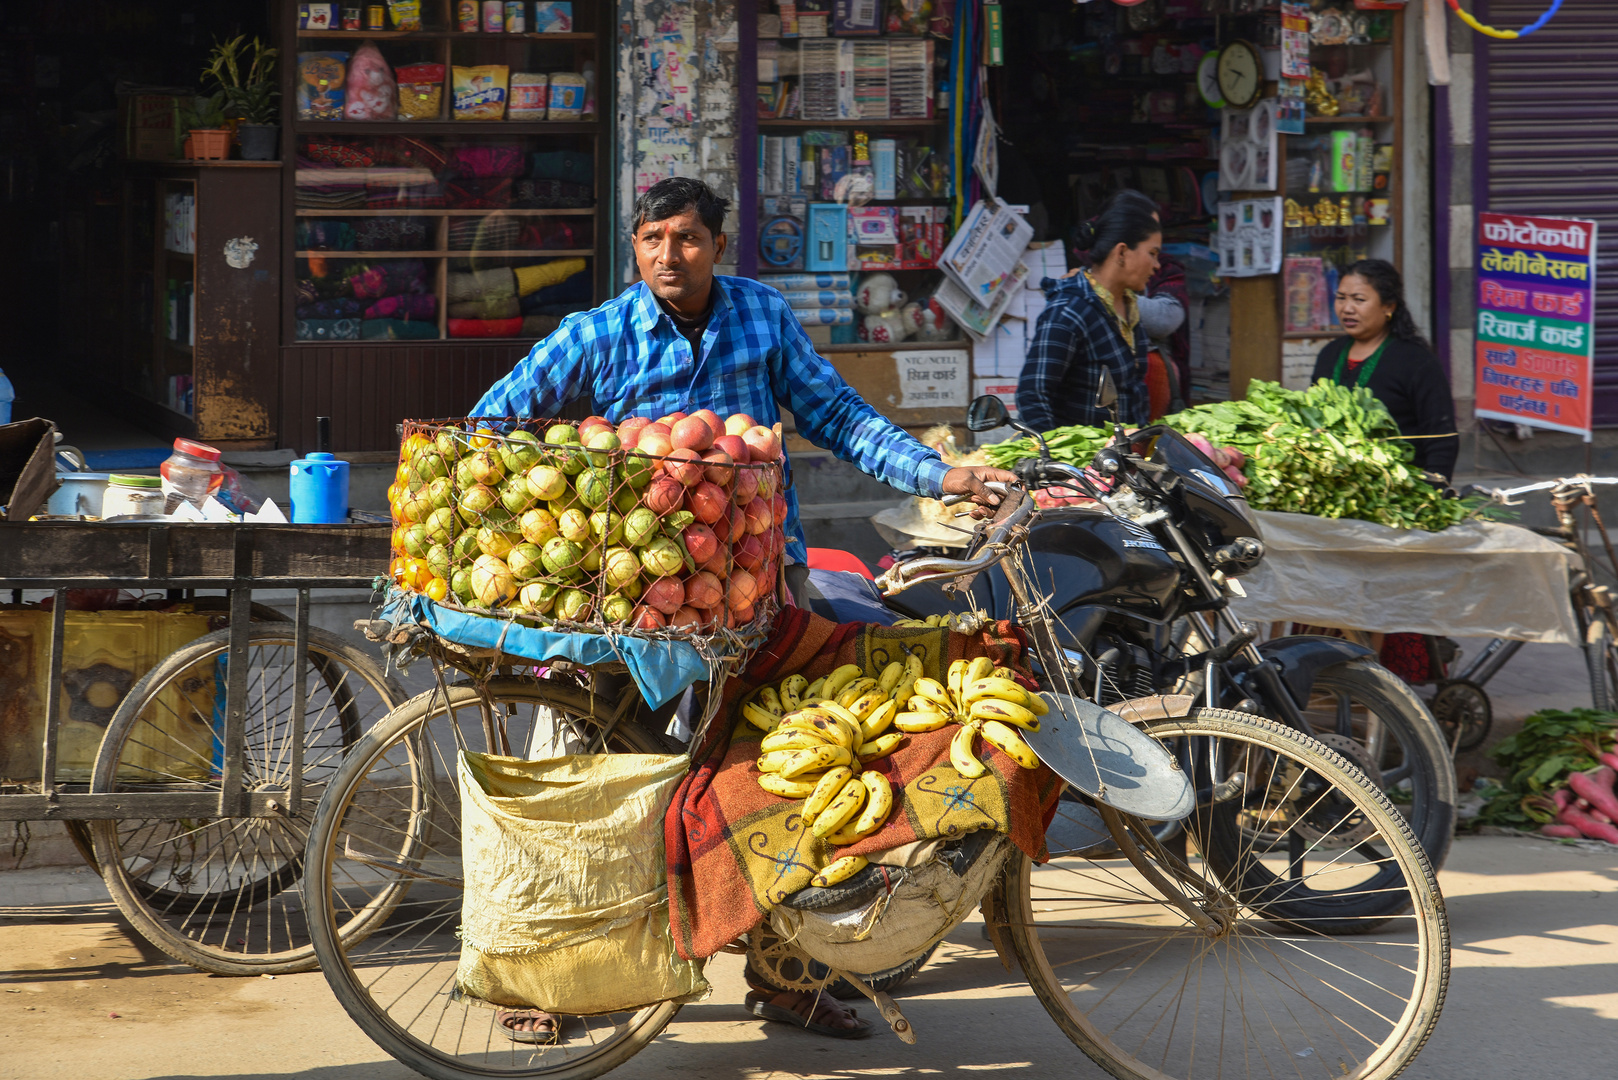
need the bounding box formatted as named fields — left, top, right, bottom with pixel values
left=304, top=678, right=683, bottom=1080
left=88, top=624, right=403, bottom=975
left=1007, top=709, right=1449, bottom=1080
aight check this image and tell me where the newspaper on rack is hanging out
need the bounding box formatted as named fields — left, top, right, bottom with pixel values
left=935, top=260, right=1030, bottom=341
left=939, top=198, right=1033, bottom=301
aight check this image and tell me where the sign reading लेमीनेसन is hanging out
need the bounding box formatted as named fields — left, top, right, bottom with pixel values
left=1474, top=211, right=1598, bottom=440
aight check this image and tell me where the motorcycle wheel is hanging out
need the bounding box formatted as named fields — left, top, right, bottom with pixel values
left=1292, top=659, right=1456, bottom=873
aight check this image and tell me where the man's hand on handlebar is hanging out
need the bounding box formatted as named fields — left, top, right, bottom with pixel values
left=941, top=466, right=1021, bottom=518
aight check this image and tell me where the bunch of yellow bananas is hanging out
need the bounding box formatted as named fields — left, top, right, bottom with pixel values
left=890, top=609, right=990, bottom=630
left=888, top=656, right=1047, bottom=778
left=742, top=659, right=925, bottom=882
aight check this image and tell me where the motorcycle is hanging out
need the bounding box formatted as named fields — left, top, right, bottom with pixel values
left=878, top=380, right=1455, bottom=877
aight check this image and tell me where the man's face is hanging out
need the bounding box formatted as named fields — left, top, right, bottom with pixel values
left=634, top=208, right=727, bottom=310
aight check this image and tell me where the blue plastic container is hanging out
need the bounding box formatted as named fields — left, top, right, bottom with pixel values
left=289, top=452, right=350, bottom=523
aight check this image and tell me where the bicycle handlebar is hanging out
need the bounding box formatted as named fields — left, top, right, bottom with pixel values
left=1472, top=475, right=1618, bottom=504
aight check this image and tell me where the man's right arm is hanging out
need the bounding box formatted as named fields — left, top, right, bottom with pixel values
left=1016, top=305, right=1078, bottom=432
left=472, top=317, right=591, bottom=419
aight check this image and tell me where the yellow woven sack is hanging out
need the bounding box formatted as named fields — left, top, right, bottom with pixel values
left=455, top=750, right=709, bottom=1015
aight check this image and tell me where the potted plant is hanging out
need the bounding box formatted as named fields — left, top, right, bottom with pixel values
left=203, top=35, right=280, bottom=161
left=178, top=91, right=231, bottom=160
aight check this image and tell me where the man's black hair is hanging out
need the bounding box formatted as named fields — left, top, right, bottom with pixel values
left=632, top=177, right=730, bottom=238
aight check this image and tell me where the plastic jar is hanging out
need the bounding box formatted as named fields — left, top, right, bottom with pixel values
left=102, top=474, right=166, bottom=518
left=159, top=438, right=223, bottom=510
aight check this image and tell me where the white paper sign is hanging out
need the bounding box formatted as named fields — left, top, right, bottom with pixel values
left=897, top=349, right=969, bottom=409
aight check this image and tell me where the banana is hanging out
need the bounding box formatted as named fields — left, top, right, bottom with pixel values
left=779, top=712, right=853, bottom=749
left=779, top=743, right=854, bottom=779
left=893, top=710, right=950, bottom=733
left=904, top=652, right=925, bottom=679
left=801, top=766, right=855, bottom=827
left=857, top=731, right=904, bottom=763
left=813, top=701, right=866, bottom=751
left=836, top=678, right=879, bottom=709
left=950, top=724, right=988, bottom=779
left=846, top=688, right=888, bottom=722
left=779, top=674, right=808, bottom=712
left=821, top=664, right=865, bottom=702
left=742, top=702, right=782, bottom=732
left=811, top=854, right=869, bottom=887
left=876, top=661, right=905, bottom=695
left=907, top=695, right=947, bottom=716
left=947, top=659, right=969, bottom=702
left=891, top=618, right=928, bottom=628
left=888, top=674, right=917, bottom=706
left=979, top=719, right=1041, bottom=769
left=962, top=676, right=1048, bottom=716
left=912, top=677, right=954, bottom=712
left=757, top=687, right=784, bottom=716
left=756, top=750, right=800, bottom=774
left=760, top=727, right=834, bottom=753
left=969, top=697, right=1042, bottom=733
left=991, top=666, right=1014, bottom=681
left=860, top=698, right=898, bottom=741
left=927, top=613, right=947, bottom=627
left=966, top=656, right=996, bottom=685
left=811, top=777, right=868, bottom=838
left=803, top=676, right=826, bottom=701
left=759, top=773, right=823, bottom=798
left=853, top=772, right=894, bottom=834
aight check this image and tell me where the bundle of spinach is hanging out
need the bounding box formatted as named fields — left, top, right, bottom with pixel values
left=981, top=379, right=1474, bottom=532
left=1473, top=708, right=1618, bottom=828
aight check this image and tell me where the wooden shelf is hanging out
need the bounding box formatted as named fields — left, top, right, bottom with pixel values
left=1304, top=116, right=1393, bottom=125
left=295, top=249, right=593, bottom=258
left=295, top=30, right=598, bottom=40
left=293, top=207, right=594, bottom=217
left=295, top=120, right=599, bottom=134
left=759, top=117, right=941, bottom=128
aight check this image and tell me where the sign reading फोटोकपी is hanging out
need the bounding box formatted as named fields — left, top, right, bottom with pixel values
left=1474, top=212, right=1598, bottom=440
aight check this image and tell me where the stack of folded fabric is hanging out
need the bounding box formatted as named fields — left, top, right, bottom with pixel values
left=447, top=267, right=521, bottom=338
left=365, top=167, right=443, bottom=209
left=448, top=216, right=522, bottom=252
left=516, top=257, right=589, bottom=337
left=362, top=293, right=438, bottom=339
left=296, top=166, right=367, bottom=210
left=354, top=216, right=431, bottom=251
left=296, top=220, right=358, bottom=251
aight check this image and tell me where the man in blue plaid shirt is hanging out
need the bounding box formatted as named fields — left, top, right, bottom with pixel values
left=476, top=177, right=1013, bottom=576
left=477, top=178, right=1013, bottom=1042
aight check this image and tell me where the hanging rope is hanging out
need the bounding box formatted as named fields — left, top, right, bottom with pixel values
left=1444, top=0, right=1564, bottom=40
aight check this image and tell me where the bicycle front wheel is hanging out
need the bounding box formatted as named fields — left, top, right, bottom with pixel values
left=1008, top=710, right=1449, bottom=1080
left=303, top=676, right=684, bottom=1080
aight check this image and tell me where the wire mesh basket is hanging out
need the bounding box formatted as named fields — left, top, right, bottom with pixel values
left=388, top=415, right=786, bottom=641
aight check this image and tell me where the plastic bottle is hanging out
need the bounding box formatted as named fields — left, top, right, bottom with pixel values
left=0, top=367, right=13, bottom=425
left=159, top=438, right=224, bottom=510
left=289, top=452, right=350, bottom=523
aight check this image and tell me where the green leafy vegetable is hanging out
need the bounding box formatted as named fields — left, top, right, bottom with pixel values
left=1473, top=708, right=1618, bottom=827
left=982, top=379, right=1473, bottom=532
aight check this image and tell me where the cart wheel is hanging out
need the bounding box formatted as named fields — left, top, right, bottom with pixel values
left=88, top=624, right=404, bottom=975
left=66, top=601, right=291, bottom=878
left=304, top=676, right=684, bottom=1080
left=1432, top=679, right=1493, bottom=752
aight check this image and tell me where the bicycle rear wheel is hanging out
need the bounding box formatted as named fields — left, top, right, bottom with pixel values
left=1007, top=710, right=1448, bottom=1080
left=304, top=676, right=684, bottom=1080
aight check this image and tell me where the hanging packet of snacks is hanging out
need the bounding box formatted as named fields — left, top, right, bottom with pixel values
left=344, top=41, right=398, bottom=121
left=453, top=65, right=510, bottom=120
left=396, top=62, right=445, bottom=120
left=297, top=52, right=349, bottom=120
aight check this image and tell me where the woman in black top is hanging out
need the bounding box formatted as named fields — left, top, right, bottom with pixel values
left=1310, top=259, right=1458, bottom=481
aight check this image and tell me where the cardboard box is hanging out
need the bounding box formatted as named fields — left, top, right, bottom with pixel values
left=120, top=93, right=184, bottom=162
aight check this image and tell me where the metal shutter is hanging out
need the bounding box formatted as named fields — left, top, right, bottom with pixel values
left=1486, top=0, right=1618, bottom=423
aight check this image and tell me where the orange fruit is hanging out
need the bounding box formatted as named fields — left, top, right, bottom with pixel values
left=402, top=432, right=431, bottom=459
left=389, top=556, right=407, bottom=584
left=395, top=460, right=412, bottom=486
left=403, top=557, right=433, bottom=591
left=470, top=426, right=498, bottom=450
left=390, top=525, right=408, bottom=553
left=425, top=576, right=449, bottom=602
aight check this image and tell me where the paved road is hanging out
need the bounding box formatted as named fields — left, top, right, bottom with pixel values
left=4, top=834, right=1617, bottom=1080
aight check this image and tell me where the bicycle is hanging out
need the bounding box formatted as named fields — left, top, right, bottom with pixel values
left=1433, top=476, right=1618, bottom=750
left=302, top=426, right=1449, bottom=1080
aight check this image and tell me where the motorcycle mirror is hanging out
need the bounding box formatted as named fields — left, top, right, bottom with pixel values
left=966, top=394, right=1011, bottom=432
left=1095, top=369, right=1119, bottom=411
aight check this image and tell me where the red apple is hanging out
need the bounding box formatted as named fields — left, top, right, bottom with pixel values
left=637, top=428, right=674, bottom=458
left=699, top=448, right=735, bottom=486
left=655, top=411, right=688, bottom=428
left=644, top=475, right=686, bottom=516
left=671, top=605, right=705, bottom=628
left=713, top=433, right=748, bottom=461
left=684, top=570, right=724, bottom=609
left=744, top=496, right=772, bottom=535
left=670, top=416, right=715, bottom=453
left=631, top=604, right=667, bottom=629
left=724, top=413, right=758, bottom=437
left=617, top=416, right=651, bottom=445
left=732, top=602, right=756, bottom=625
left=682, top=522, right=719, bottom=563
left=686, top=481, right=729, bottom=524
left=644, top=576, right=686, bottom=616
left=743, top=425, right=782, bottom=463
left=731, top=466, right=760, bottom=506
left=733, top=533, right=764, bottom=571
left=663, top=447, right=705, bottom=486
left=699, top=543, right=729, bottom=576
left=727, top=569, right=759, bottom=612
left=579, top=416, right=615, bottom=442
left=691, top=408, right=723, bottom=439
